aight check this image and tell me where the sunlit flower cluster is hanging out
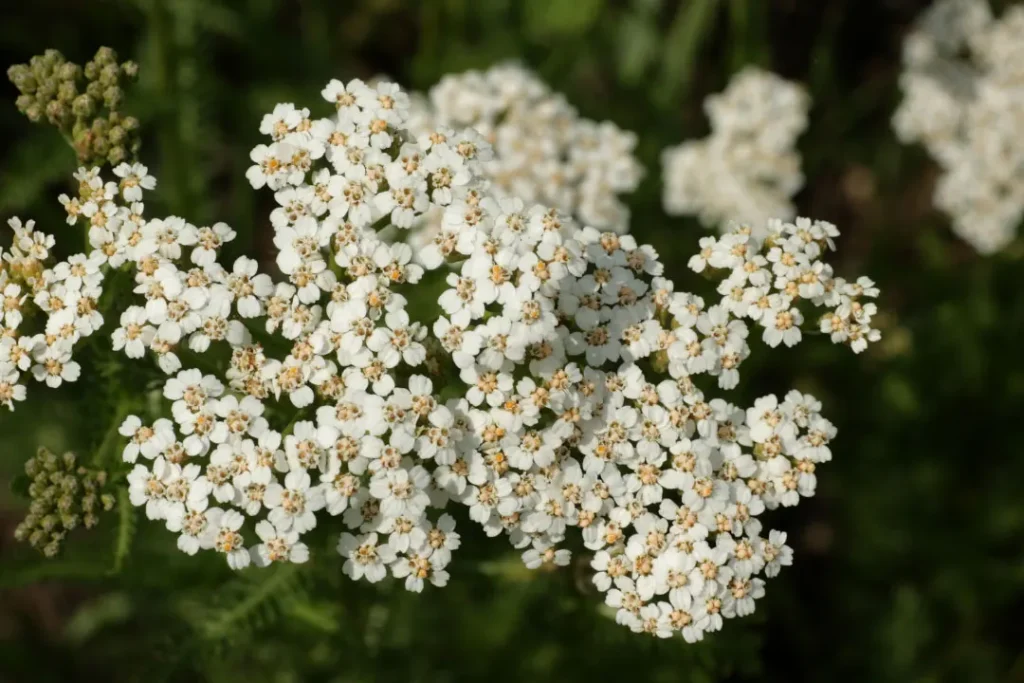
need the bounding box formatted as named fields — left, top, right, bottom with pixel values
left=894, top=0, right=1024, bottom=253
left=426, top=199, right=875, bottom=639
left=4, top=78, right=880, bottom=642
left=662, top=67, right=809, bottom=231
left=408, top=63, right=643, bottom=234
left=690, top=219, right=881, bottom=357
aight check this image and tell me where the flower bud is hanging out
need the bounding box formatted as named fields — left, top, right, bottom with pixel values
left=57, top=80, right=77, bottom=103
left=24, top=102, right=44, bottom=123
left=39, top=514, right=58, bottom=533
left=57, top=62, right=81, bottom=82
left=93, top=46, right=117, bottom=66
left=57, top=494, right=75, bottom=513
left=42, top=49, right=64, bottom=68
left=107, top=145, right=127, bottom=166
left=103, top=86, right=123, bottom=111
left=108, top=124, right=126, bottom=145
left=7, top=64, right=36, bottom=93
left=92, top=135, right=110, bottom=157
left=35, top=80, right=57, bottom=103
left=121, top=61, right=139, bottom=80
left=15, top=93, right=36, bottom=115
left=85, top=79, right=104, bottom=100
left=99, top=63, right=120, bottom=87
left=40, top=449, right=59, bottom=471
left=45, top=100, right=68, bottom=127
left=71, top=93, right=95, bottom=118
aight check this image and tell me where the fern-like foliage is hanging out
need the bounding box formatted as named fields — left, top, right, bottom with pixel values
left=177, top=562, right=309, bottom=646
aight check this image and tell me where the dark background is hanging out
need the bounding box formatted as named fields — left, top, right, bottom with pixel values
left=1, top=1, right=1022, bottom=681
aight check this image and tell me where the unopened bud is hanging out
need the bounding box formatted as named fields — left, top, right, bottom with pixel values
left=85, top=80, right=104, bottom=100
left=7, top=64, right=36, bottom=93
left=57, top=62, right=81, bottom=82
left=107, top=145, right=127, bottom=165
left=94, top=46, right=117, bottom=66
left=71, top=93, right=95, bottom=118
left=103, top=86, right=123, bottom=111
left=98, top=63, right=120, bottom=87
left=57, top=80, right=77, bottom=103
left=39, top=514, right=58, bottom=533
left=24, top=102, right=43, bottom=122
left=92, top=135, right=110, bottom=157
left=24, top=456, right=40, bottom=478
left=45, top=100, right=68, bottom=127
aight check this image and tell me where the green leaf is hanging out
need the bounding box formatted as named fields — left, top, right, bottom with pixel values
left=110, top=487, right=136, bottom=574
left=617, top=14, right=661, bottom=85
left=524, top=0, right=603, bottom=38
left=64, top=592, right=134, bottom=644
left=179, top=563, right=308, bottom=644
left=655, top=0, right=719, bottom=106
left=9, top=473, right=30, bottom=498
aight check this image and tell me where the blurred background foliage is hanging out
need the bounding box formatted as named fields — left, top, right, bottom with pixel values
left=1, top=0, right=1022, bottom=681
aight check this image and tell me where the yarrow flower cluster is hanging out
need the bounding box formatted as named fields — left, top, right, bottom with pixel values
left=689, top=219, right=881, bottom=356
left=408, top=63, right=643, bottom=234
left=5, top=77, right=880, bottom=641
left=661, top=67, right=809, bottom=231
left=893, top=0, right=1024, bottom=253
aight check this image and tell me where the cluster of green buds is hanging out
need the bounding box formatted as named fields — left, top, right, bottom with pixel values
left=7, top=47, right=140, bottom=167
left=13, top=447, right=116, bottom=557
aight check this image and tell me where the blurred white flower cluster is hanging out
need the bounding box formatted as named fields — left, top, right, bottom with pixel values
left=408, top=63, right=643, bottom=234
left=2, top=78, right=880, bottom=641
left=662, top=67, right=809, bottom=231
left=894, top=0, right=1024, bottom=254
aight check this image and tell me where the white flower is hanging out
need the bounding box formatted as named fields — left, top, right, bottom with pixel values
left=338, top=532, right=396, bottom=582
left=112, top=306, right=156, bottom=358
left=205, top=509, right=251, bottom=569
left=113, top=162, right=157, bottom=202
left=119, top=416, right=175, bottom=462
left=252, top=519, right=309, bottom=566
left=30, top=344, right=81, bottom=388
left=264, top=469, right=324, bottom=533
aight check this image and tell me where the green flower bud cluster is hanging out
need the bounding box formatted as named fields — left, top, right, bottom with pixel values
left=7, top=47, right=141, bottom=167
left=13, top=447, right=116, bottom=558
